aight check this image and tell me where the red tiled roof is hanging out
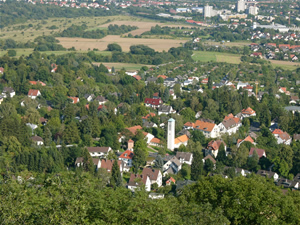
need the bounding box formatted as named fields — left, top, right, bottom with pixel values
left=249, top=148, right=266, bottom=158
left=150, top=137, right=161, bottom=144
left=241, top=107, right=255, bottom=115
left=100, top=159, right=122, bottom=172
left=194, top=120, right=216, bottom=132
left=133, top=75, right=142, bottom=80
left=272, top=129, right=283, bottom=135
left=142, top=112, right=156, bottom=119
left=207, top=140, right=226, bottom=151
left=28, top=89, right=40, bottom=96
left=157, top=75, right=168, bottom=79
left=29, top=81, right=46, bottom=86
left=119, top=150, right=134, bottom=160
left=68, top=96, right=79, bottom=104
left=144, top=98, right=162, bottom=106
left=126, top=125, right=143, bottom=135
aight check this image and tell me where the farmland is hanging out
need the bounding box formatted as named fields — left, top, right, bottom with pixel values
left=56, top=36, right=184, bottom=52
left=192, top=51, right=241, bottom=64
left=98, top=21, right=194, bottom=36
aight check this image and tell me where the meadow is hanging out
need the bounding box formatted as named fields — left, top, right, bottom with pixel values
left=192, top=51, right=241, bottom=64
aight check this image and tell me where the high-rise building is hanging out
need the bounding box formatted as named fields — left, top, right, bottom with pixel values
left=237, top=0, right=245, bottom=12
left=167, top=118, right=175, bottom=151
left=248, top=6, right=258, bottom=15
left=204, top=4, right=214, bottom=18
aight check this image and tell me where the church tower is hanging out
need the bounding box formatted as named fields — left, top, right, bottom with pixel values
left=167, top=118, right=175, bottom=151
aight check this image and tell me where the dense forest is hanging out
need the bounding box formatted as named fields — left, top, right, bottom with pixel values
left=0, top=2, right=116, bottom=28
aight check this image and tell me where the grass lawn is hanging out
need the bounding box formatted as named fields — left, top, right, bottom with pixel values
left=269, top=60, right=300, bottom=70
left=192, top=51, right=241, bottom=64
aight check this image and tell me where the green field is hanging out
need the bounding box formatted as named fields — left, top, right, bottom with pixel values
left=192, top=51, right=241, bottom=64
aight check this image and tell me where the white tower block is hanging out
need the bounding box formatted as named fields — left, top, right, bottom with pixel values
left=167, top=118, right=175, bottom=151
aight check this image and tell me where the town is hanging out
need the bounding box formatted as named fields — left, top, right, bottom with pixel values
left=1, top=0, right=300, bottom=223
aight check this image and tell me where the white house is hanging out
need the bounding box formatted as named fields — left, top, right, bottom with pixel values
left=87, top=147, right=112, bottom=158
left=237, top=81, right=249, bottom=89
left=176, top=152, right=193, bottom=165
left=2, top=87, right=15, bottom=98
left=142, top=168, right=162, bottom=187
left=75, top=157, right=102, bottom=171
left=206, top=140, right=227, bottom=158
left=118, top=150, right=134, bottom=168
left=272, top=129, right=292, bottom=145
left=184, top=120, right=220, bottom=138
left=127, top=174, right=151, bottom=192
left=256, top=170, right=279, bottom=181
left=125, top=71, right=138, bottom=76
left=31, top=136, right=44, bottom=145
left=218, top=114, right=242, bottom=135
left=28, top=89, right=41, bottom=99
left=158, top=105, right=176, bottom=115
left=163, top=156, right=182, bottom=176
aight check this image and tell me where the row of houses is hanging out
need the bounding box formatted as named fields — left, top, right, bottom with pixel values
left=183, top=109, right=255, bottom=139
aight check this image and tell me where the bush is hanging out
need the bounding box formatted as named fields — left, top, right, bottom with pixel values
left=7, top=49, right=16, bottom=57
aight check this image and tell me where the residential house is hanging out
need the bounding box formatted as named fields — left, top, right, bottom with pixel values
left=174, top=134, right=189, bottom=149
left=142, top=168, right=162, bottom=187
left=29, top=81, right=46, bottom=86
left=164, top=78, right=177, bottom=87
left=118, top=150, right=134, bottom=168
left=249, top=147, right=266, bottom=158
left=149, top=138, right=161, bottom=147
left=158, top=105, right=176, bottom=115
left=237, top=135, right=256, bottom=148
left=28, top=89, right=41, bottom=99
left=99, top=159, right=124, bottom=173
left=125, top=71, right=138, bottom=76
left=0, top=67, right=4, bottom=74
left=237, top=81, right=249, bottom=90
left=0, top=95, right=3, bottom=104
left=201, top=78, right=208, bottom=84
left=272, top=129, right=292, bottom=145
left=31, top=136, right=44, bottom=145
left=2, top=87, right=15, bottom=98
left=75, top=157, right=101, bottom=170
left=143, top=121, right=157, bottom=128
left=218, top=114, right=242, bottom=135
left=144, top=98, right=163, bottom=108
left=184, top=120, right=219, bottom=138
left=293, top=134, right=300, bottom=142
left=256, top=170, right=279, bottom=181
left=289, top=95, right=299, bottom=104
left=206, top=140, right=227, bottom=158
left=146, top=77, right=157, bottom=84
left=241, top=107, right=256, bottom=118
left=142, top=112, right=156, bottom=122
left=176, top=152, right=193, bottom=165
left=276, top=178, right=299, bottom=190
left=166, top=177, right=176, bottom=185
left=202, top=155, right=216, bottom=169
left=127, top=174, right=151, bottom=192
left=279, top=87, right=290, bottom=95
left=84, top=94, right=95, bottom=102
left=87, top=146, right=112, bottom=158
left=163, top=155, right=182, bottom=176
left=95, top=96, right=107, bottom=105
left=126, top=125, right=143, bottom=136
left=68, top=96, right=80, bottom=104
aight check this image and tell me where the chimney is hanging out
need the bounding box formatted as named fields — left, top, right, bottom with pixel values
left=128, top=139, right=134, bottom=150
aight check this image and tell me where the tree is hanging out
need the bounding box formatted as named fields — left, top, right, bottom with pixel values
left=191, top=150, right=203, bottom=181
left=154, top=155, right=164, bottom=170
left=82, top=148, right=94, bottom=172
left=179, top=163, right=191, bottom=179
left=107, top=43, right=122, bottom=52
left=132, top=140, right=147, bottom=173
left=43, top=127, right=52, bottom=146
left=163, top=88, right=170, bottom=102
left=63, top=121, right=81, bottom=144
left=180, top=107, right=195, bottom=122
left=246, top=150, right=259, bottom=171
left=7, top=49, right=16, bottom=57
left=204, top=158, right=214, bottom=174
left=216, top=143, right=226, bottom=164
left=111, top=160, right=122, bottom=188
